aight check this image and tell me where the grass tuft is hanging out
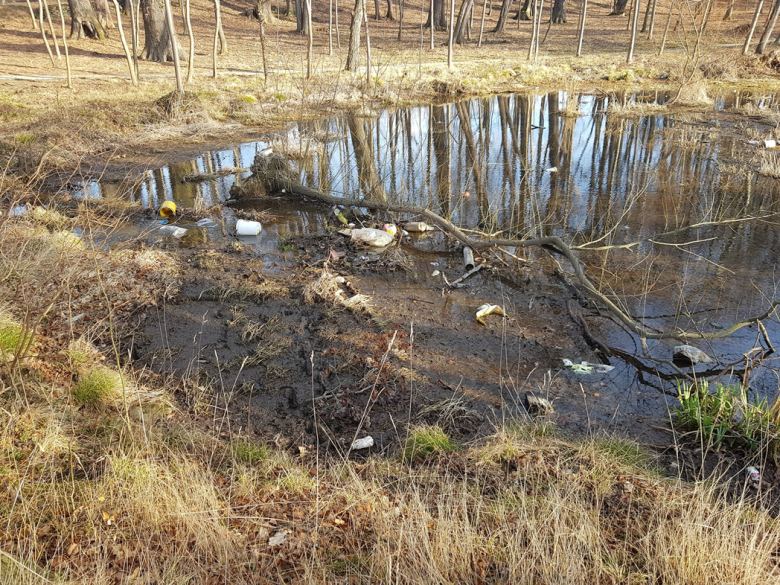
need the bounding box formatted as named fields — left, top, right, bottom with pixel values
left=73, top=366, right=123, bottom=406
left=402, top=425, right=458, bottom=462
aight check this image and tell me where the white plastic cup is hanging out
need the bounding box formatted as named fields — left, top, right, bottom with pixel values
left=236, top=219, right=262, bottom=236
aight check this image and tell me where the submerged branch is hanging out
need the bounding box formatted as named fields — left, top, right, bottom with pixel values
left=239, top=163, right=780, bottom=342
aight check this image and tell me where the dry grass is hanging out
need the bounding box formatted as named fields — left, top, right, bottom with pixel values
left=303, top=267, right=373, bottom=312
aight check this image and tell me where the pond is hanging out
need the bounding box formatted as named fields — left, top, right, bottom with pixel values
left=74, top=87, right=780, bottom=437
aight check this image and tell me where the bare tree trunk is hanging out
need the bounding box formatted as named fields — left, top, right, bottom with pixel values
left=448, top=0, right=455, bottom=67
left=43, top=0, right=61, bottom=57
left=163, top=0, right=183, bottom=90
left=610, top=0, right=629, bottom=15
left=94, top=0, right=114, bottom=29
left=519, top=0, right=533, bottom=19
left=534, top=0, right=543, bottom=59
left=346, top=0, right=364, bottom=71
left=185, top=0, right=194, bottom=81
left=397, top=0, right=404, bottom=39
left=647, top=0, right=658, bottom=38
left=113, top=0, right=138, bottom=85
left=659, top=0, right=673, bottom=54
left=744, top=0, right=765, bottom=54
left=56, top=0, right=71, bottom=87
left=576, top=0, right=587, bottom=55
left=213, top=0, right=221, bottom=77
left=430, top=0, right=435, bottom=46
left=640, top=0, right=650, bottom=31
left=306, top=0, right=313, bottom=78
left=69, top=0, right=106, bottom=39
left=478, top=0, right=486, bottom=45
left=551, top=0, right=566, bottom=22
left=454, top=0, right=474, bottom=43
left=387, top=0, right=395, bottom=18
left=37, top=0, right=55, bottom=65
left=217, top=0, right=227, bottom=53
left=427, top=0, right=447, bottom=28
left=627, top=0, right=639, bottom=62
left=363, top=5, right=372, bottom=82
left=757, top=0, right=780, bottom=53
left=336, top=0, right=341, bottom=48
left=129, top=0, right=139, bottom=79
left=527, top=0, right=538, bottom=58
left=258, top=0, right=268, bottom=82
left=374, top=0, right=380, bottom=18
left=26, top=0, right=39, bottom=30
left=493, top=0, right=512, bottom=31
left=330, top=0, right=334, bottom=53
left=723, top=0, right=735, bottom=20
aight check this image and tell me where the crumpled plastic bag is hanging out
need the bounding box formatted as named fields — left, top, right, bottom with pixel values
left=476, top=304, right=507, bottom=325
left=562, top=359, right=614, bottom=374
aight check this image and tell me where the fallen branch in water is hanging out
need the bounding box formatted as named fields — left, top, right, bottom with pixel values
left=236, top=160, right=780, bottom=342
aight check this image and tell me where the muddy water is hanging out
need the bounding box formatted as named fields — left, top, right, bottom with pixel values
left=77, top=88, right=780, bottom=439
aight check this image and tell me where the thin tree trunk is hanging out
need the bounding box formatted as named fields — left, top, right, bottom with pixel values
left=478, top=0, right=486, bottom=45
left=535, top=0, right=543, bottom=60
left=113, top=0, right=138, bottom=85
left=217, top=1, right=227, bottom=53
left=647, top=0, right=658, bottom=38
left=493, top=0, right=511, bottom=32
left=336, top=0, right=341, bottom=48
left=180, top=0, right=187, bottom=33
left=185, top=0, right=194, bottom=81
left=627, top=0, right=640, bottom=63
left=56, top=0, right=71, bottom=87
left=43, top=0, right=61, bottom=58
left=430, top=0, right=435, bottom=46
left=640, top=0, right=651, bottom=32
left=454, top=0, right=475, bottom=43
left=129, top=0, right=139, bottom=80
left=345, top=0, right=363, bottom=71
left=26, top=0, right=39, bottom=29
left=757, top=0, right=780, bottom=53
left=164, top=0, right=183, bottom=90
left=469, top=1, right=474, bottom=38
left=258, top=0, right=268, bottom=82
left=306, top=0, right=313, bottom=78
left=398, top=0, right=404, bottom=39
left=364, top=5, right=372, bottom=82
left=213, top=0, right=222, bottom=78
left=330, top=0, right=334, bottom=53
left=576, top=0, right=587, bottom=55
left=448, top=0, right=455, bottom=67
left=659, top=0, right=673, bottom=54
left=387, top=0, right=395, bottom=18
left=37, top=0, right=55, bottom=65
left=374, top=0, right=380, bottom=18
left=723, top=0, right=735, bottom=20
left=527, top=0, right=538, bottom=59
left=744, top=0, right=765, bottom=54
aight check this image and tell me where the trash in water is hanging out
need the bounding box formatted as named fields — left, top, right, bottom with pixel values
left=562, top=359, right=615, bottom=374
left=236, top=219, right=262, bottom=236
left=382, top=223, right=398, bottom=236
left=432, top=270, right=440, bottom=277
left=159, top=200, right=177, bottom=218
left=463, top=246, right=475, bottom=270
left=9, top=205, right=27, bottom=216
left=196, top=218, right=217, bottom=228
left=334, top=276, right=347, bottom=284
left=332, top=206, right=349, bottom=226
left=673, top=345, right=713, bottom=365
left=762, top=139, right=777, bottom=149
left=747, top=466, right=760, bottom=483
left=546, top=166, right=558, bottom=173
left=405, top=221, right=435, bottom=232
left=525, top=393, right=554, bottom=416
left=337, top=229, right=353, bottom=237
left=159, top=225, right=188, bottom=239
left=462, top=190, right=470, bottom=199
left=351, top=436, right=374, bottom=450
left=476, top=304, right=507, bottom=325
left=259, top=146, right=274, bottom=157
left=351, top=227, right=395, bottom=248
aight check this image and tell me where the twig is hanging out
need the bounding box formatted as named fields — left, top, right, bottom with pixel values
left=449, top=264, right=483, bottom=286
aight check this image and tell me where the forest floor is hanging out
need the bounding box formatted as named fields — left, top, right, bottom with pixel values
left=2, top=0, right=780, bottom=583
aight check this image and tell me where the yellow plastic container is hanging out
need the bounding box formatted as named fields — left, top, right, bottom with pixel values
left=159, top=200, right=177, bottom=218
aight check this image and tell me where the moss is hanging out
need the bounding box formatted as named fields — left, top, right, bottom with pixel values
left=0, top=319, right=23, bottom=357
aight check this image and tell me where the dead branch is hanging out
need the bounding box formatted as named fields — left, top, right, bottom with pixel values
left=238, top=164, right=780, bottom=343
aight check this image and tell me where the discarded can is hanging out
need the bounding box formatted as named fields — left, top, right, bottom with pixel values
left=382, top=223, right=398, bottom=236
left=476, top=304, right=507, bottom=325
left=351, top=436, right=374, bottom=450
left=463, top=246, right=475, bottom=270
left=159, top=200, right=177, bottom=218
left=405, top=221, right=434, bottom=232
left=351, top=227, right=394, bottom=248
left=236, top=219, right=262, bottom=236
left=747, top=466, right=760, bottom=483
